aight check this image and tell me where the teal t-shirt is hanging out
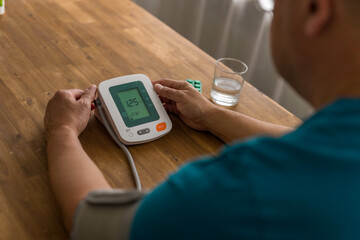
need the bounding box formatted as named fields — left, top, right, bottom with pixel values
left=130, top=99, right=360, bottom=239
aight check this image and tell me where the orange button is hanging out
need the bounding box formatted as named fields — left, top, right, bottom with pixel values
left=156, top=122, right=167, bottom=132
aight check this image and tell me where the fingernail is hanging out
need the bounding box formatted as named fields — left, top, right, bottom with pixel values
left=88, top=84, right=97, bottom=92
left=154, top=84, right=163, bottom=92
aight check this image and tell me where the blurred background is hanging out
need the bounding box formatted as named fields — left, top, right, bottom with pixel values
left=133, top=0, right=314, bottom=119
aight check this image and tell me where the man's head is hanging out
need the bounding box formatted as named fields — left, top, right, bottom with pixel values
left=271, top=0, right=360, bottom=109
left=344, top=0, right=360, bottom=25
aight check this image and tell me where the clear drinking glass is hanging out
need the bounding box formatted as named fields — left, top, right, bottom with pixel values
left=211, top=58, right=248, bottom=107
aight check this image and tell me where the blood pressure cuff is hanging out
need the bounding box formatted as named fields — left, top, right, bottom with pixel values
left=71, top=189, right=147, bottom=240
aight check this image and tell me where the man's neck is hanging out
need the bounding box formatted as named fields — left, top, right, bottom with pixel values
left=310, top=60, right=360, bottom=109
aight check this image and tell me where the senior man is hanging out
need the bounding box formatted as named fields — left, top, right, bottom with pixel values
left=45, top=0, right=360, bottom=239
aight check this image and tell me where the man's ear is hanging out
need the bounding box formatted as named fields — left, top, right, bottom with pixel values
left=305, top=0, right=332, bottom=37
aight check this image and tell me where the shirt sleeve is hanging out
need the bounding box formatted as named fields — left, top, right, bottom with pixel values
left=128, top=136, right=305, bottom=240
left=129, top=152, right=257, bottom=240
left=71, top=189, right=147, bottom=240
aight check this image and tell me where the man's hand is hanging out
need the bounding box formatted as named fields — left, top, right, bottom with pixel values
left=153, top=79, right=217, bottom=131
left=44, top=85, right=97, bottom=140
left=153, top=79, right=293, bottom=143
left=44, top=85, right=112, bottom=232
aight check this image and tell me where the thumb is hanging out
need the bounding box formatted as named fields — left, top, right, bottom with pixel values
left=154, top=84, right=183, bottom=102
left=80, top=85, right=97, bottom=105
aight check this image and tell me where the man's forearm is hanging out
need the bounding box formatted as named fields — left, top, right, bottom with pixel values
left=203, top=106, right=294, bottom=143
left=46, top=127, right=111, bottom=232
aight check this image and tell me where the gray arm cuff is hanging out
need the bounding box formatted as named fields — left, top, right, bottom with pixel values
left=71, top=189, right=147, bottom=240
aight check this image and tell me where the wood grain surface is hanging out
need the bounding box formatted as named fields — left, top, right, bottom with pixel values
left=0, top=0, right=301, bottom=239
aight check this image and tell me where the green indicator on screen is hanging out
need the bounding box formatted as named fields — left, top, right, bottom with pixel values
left=118, top=88, right=150, bottom=121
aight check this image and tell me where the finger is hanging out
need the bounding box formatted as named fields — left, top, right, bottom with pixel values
left=53, top=89, right=84, bottom=102
left=163, top=103, right=180, bottom=115
left=159, top=96, right=172, bottom=104
left=79, top=85, right=97, bottom=106
left=153, top=79, right=192, bottom=90
left=67, top=89, right=84, bottom=100
left=154, top=84, right=185, bottom=103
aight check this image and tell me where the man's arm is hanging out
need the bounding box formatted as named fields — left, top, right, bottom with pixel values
left=153, top=79, right=293, bottom=143
left=44, top=86, right=111, bottom=232
left=200, top=106, right=294, bottom=143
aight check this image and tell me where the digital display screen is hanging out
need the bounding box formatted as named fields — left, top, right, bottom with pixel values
left=117, top=88, right=150, bottom=121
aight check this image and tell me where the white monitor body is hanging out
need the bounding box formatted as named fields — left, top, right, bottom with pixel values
left=97, top=74, right=172, bottom=145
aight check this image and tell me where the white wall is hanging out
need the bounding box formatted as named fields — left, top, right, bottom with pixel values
left=133, top=0, right=314, bottom=119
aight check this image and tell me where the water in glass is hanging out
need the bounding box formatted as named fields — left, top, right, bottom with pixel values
left=211, top=77, right=243, bottom=107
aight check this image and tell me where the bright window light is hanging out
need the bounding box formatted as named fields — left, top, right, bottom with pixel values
left=256, top=0, right=274, bottom=12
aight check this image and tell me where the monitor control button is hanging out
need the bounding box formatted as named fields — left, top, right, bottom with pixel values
left=137, top=128, right=150, bottom=135
left=129, top=133, right=134, bottom=137
left=156, top=122, right=167, bottom=132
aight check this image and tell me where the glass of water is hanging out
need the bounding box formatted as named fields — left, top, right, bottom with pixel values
left=211, top=58, right=248, bottom=107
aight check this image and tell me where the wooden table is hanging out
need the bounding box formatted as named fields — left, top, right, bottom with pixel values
left=0, top=0, right=301, bottom=239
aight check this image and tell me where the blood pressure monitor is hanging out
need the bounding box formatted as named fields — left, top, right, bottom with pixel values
left=97, top=74, right=172, bottom=145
